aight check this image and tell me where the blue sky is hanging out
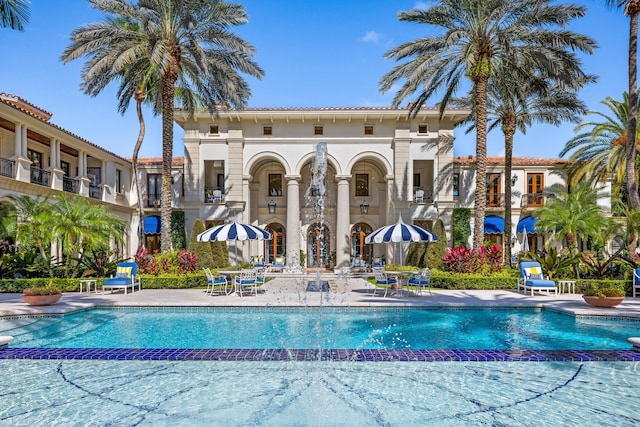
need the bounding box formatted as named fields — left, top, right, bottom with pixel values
left=0, top=0, right=629, bottom=159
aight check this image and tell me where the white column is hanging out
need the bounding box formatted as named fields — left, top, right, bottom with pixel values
left=285, top=175, right=301, bottom=268
left=14, top=122, right=22, bottom=158
left=335, top=175, right=351, bottom=269
left=21, top=125, right=27, bottom=158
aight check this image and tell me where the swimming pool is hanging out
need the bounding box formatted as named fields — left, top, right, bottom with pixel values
left=1, top=359, right=638, bottom=425
left=2, top=307, right=640, bottom=351
left=1, top=306, right=639, bottom=425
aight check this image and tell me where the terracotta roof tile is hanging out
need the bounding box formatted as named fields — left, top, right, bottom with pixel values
left=132, top=157, right=184, bottom=166
left=454, top=156, right=567, bottom=166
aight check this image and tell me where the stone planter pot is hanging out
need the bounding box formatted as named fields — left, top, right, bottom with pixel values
left=582, top=295, right=625, bottom=308
left=22, top=294, right=62, bottom=306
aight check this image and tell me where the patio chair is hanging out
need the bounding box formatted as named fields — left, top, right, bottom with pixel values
left=633, top=268, right=640, bottom=298
left=350, top=257, right=367, bottom=272
left=408, top=268, right=432, bottom=296
left=203, top=268, right=230, bottom=296
left=372, top=267, right=398, bottom=298
left=517, top=261, right=557, bottom=296
left=255, top=267, right=266, bottom=291
left=235, top=269, right=257, bottom=297
left=372, top=257, right=384, bottom=269
left=251, top=255, right=265, bottom=268
left=271, top=256, right=285, bottom=272
left=212, top=189, right=223, bottom=203
left=414, top=189, right=424, bottom=203
left=103, top=262, right=141, bottom=294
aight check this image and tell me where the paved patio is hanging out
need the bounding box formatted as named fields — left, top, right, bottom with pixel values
left=1, top=276, right=640, bottom=319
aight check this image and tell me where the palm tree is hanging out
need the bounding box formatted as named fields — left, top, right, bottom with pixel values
left=533, top=182, right=609, bottom=252
left=604, top=1, right=640, bottom=209
left=8, top=195, right=56, bottom=264
left=62, top=0, right=264, bottom=252
left=50, top=195, right=128, bottom=277
left=560, top=93, right=639, bottom=189
left=380, top=0, right=596, bottom=249
left=485, top=67, right=588, bottom=263
left=0, top=0, right=29, bottom=30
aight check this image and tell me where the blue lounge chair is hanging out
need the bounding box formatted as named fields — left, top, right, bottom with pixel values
left=251, top=255, right=265, bottom=268
left=518, top=261, right=557, bottom=296
left=103, top=262, right=141, bottom=294
left=271, top=256, right=285, bottom=272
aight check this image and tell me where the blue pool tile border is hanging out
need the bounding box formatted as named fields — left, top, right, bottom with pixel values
left=1, top=348, right=639, bottom=362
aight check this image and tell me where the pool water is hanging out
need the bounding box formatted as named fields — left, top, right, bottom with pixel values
left=1, top=359, right=638, bottom=426
left=2, top=307, right=640, bottom=350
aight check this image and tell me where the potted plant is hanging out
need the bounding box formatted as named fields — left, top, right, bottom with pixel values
left=22, top=286, right=62, bottom=306
left=582, top=284, right=625, bottom=308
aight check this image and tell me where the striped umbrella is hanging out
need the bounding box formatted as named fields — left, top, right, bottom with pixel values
left=197, top=222, right=271, bottom=266
left=365, top=216, right=437, bottom=244
left=365, top=216, right=437, bottom=269
left=197, top=222, right=272, bottom=242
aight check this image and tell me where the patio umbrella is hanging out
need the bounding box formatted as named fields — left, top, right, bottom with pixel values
left=365, top=215, right=437, bottom=269
left=197, top=222, right=272, bottom=265
left=521, top=226, right=530, bottom=253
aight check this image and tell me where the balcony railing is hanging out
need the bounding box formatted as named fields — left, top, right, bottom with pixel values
left=89, top=184, right=101, bottom=199
left=146, top=196, right=161, bottom=208
left=413, top=186, right=434, bottom=204
left=0, top=158, right=15, bottom=178
left=486, top=193, right=505, bottom=208
left=30, top=166, right=51, bottom=187
left=63, top=176, right=79, bottom=194
left=205, top=188, right=225, bottom=204
left=521, top=193, right=545, bottom=208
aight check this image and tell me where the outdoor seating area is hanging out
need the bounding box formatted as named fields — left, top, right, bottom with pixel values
left=102, top=262, right=141, bottom=294
left=203, top=268, right=231, bottom=296
left=517, top=261, right=558, bottom=296
left=408, top=268, right=432, bottom=296
left=372, top=268, right=398, bottom=298
left=270, top=256, right=285, bottom=272
left=633, top=269, right=640, bottom=298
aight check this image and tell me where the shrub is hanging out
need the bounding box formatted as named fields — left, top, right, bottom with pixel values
left=135, top=246, right=157, bottom=275
left=583, top=283, right=625, bottom=298
left=23, top=286, right=61, bottom=296
left=189, top=218, right=214, bottom=270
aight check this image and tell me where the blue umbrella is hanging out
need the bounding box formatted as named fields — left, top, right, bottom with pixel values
left=197, top=222, right=272, bottom=266
left=365, top=215, right=437, bottom=269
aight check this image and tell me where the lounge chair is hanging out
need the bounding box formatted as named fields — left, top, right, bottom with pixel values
left=372, top=257, right=384, bottom=269
left=271, top=256, right=285, bottom=272
left=633, top=269, right=640, bottom=298
left=235, top=269, right=257, bottom=297
left=103, top=262, right=141, bottom=294
left=350, top=257, right=367, bottom=272
left=408, top=268, right=432, bottom=296
left=517, top=261, right=557, bottom=296
left=372, top=267, right=397, bottom=298
left=203, top=268, right=230, bottom=295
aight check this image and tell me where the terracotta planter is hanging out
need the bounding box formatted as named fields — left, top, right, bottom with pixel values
left=22, top=294, right=62, bottom=306
left=582, top=295, right=624, bottom=308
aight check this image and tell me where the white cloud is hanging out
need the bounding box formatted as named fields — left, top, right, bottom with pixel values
left=361, top=31, right=381, bottom=43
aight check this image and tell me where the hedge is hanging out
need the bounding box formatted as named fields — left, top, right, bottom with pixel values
left=0, top=273, right=209, bottom=293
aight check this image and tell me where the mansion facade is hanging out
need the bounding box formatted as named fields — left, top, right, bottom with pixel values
left=0, top=93, right=606, bottom=269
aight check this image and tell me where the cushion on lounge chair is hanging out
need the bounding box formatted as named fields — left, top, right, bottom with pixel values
left=116, top=266, right=133, bottom=278
left=523, top=267, right=543, bottom=280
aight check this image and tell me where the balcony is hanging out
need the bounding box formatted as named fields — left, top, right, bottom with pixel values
left=89, top=184, right=101, bottom=199
left=413, top=187, right=434, bottom=204
left=0, top=158, right=15, bottom=178
left=486, top=193, right=505, bottom=208
left=521, top=193, right=545, bottom=208
left=146, top=196, right=161, bottom=208
left=63, top=176, right=79, bottom=194
left=30, top=166, right=51, bottom=187
left=205, top=188, right=225, bottom=204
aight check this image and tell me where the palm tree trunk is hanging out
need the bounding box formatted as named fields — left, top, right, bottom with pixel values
left=473, top=75, right=489, bottom=250
left=133, top=88, right=146, bottom=248
left=160, top=73, right=177, bottom=253
left=627, top=5, right=640, bottom=209
left=503, top=119, right=516, bottom=265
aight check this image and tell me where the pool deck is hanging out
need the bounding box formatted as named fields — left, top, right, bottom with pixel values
left=1, top=276, right=640, bottom=320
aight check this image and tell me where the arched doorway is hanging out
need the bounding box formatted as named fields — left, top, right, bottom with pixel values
left=351, top=223, right=373, bottom=264
left=307, top=222, right=330, bottom=268
left=264, top=222, right=285, bottom=264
